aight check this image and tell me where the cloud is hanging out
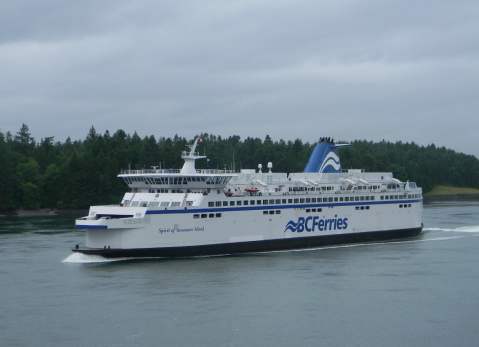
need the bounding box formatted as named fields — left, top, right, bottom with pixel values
left=0, top=0, right=478, bottom=156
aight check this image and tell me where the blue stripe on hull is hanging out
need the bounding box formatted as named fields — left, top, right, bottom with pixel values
left=145, top=199, right=422, bottom=215
left=75, top=225, right=108, bottom=230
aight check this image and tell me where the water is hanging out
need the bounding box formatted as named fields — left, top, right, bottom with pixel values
left=1, top=201, right=479, bottom=347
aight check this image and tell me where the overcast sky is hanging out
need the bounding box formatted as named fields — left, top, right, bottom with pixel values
left=1, top=0, right=478, bottom=156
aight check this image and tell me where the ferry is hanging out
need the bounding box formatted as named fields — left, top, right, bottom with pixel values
left=73, top=137, right=423, bottom=258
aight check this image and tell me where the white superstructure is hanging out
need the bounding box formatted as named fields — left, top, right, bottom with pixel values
left=74, top=137, right=423, bottom=258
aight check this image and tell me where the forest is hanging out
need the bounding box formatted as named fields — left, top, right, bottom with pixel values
left=1, top=124, right=478, bottom=211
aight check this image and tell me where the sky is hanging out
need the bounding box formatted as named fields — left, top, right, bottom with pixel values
left=1, top=0, right=478, bottom=157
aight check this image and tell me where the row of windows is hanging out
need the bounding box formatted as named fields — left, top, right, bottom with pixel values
left=399, top=204, right=412, bottom=208
left=380, top=194, right=421, bottom=200
left=123, top=200, right=181, bottom=208
left=208, top=195, right=378, bottom=207
left=262, top=210, right=281, bottom=215
left=124, top=176, right=229, bottom=185
left=193, top=213, right=222, bottom=219
left=355, top=206, right=371, bottom=210
left=305, top=208, right=322, bottom=213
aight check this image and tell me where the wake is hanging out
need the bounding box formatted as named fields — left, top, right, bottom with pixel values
left=62, top=252, right=129, bottom=264
left=424, top=225, right=479, bottom=233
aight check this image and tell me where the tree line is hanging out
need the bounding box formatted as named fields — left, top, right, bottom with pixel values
left=1, top=124, right=478, bottom=210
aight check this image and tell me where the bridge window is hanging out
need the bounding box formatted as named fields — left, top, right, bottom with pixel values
left=243, top=200, right=249, bottom=205
left=193, top=214, right=199, bottom=218
left=288, top=199, right=293, bottom=203
left=209, top=213, right=215, bottom=218
left=268, top=210, right=274, bottom=215
left=263, top=200, right=268, bottom=204
left=294, top=199, right=299, bottom=203
left=275, top=199, right=281, bottom=204
left=263, top=211, right=268, bottom=215
left=223, top=201, right=228, bottom=206
left=237, top=201, right=242, bottom=206
left=230, top=201, right=235, bottom=206
left=275, top=210, right=281, bottom=214
left=257, top=200, right=262, bottom=205
left=201, top=214, right=207, bottom=218
left=208, top=202, right=214, bottom=207
left=216, top=213, right=222, bottom=218
left=250, top=200, right=255, bottom=205
left=215, top=201, right=221, bottom=207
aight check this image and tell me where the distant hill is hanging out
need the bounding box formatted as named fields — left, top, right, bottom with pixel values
left=1, top=124, right=478, bottom=210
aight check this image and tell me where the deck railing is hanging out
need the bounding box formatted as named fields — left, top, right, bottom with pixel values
left=120, top=168, right=236, bottom=175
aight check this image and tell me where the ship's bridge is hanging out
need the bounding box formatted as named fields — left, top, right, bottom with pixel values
left=118, top=137, right=238, bottom=193
left=118, top=168, right=237, bottom=192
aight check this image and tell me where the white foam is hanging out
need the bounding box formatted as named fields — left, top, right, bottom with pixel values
left=62, top=252, right=129, bottom=264
left=256, top=235, right=464, bottom=254
left=424, top=225, right=479, bottom=233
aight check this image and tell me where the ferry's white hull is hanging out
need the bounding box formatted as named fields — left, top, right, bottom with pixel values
left=74, top=199, right=423, bottom=258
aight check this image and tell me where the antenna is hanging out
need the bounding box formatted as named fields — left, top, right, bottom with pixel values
left=267, top=162, right=273, bottom=173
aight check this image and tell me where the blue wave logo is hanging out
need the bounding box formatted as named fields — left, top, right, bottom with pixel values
left=284, top=216, right=349, bottom=233
left=284, top=220, right=298, bottom=232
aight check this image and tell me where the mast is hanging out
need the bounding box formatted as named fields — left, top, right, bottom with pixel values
left=180, top=136, right=207, bottom=174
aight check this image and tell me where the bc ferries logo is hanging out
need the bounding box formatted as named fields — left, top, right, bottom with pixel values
left=285, top=215, right=349, bottom=233
left=318, top=152, right=341, bottom=173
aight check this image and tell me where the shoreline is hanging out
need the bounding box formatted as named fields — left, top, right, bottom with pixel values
left=0, top=209, right=88, bottom=218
